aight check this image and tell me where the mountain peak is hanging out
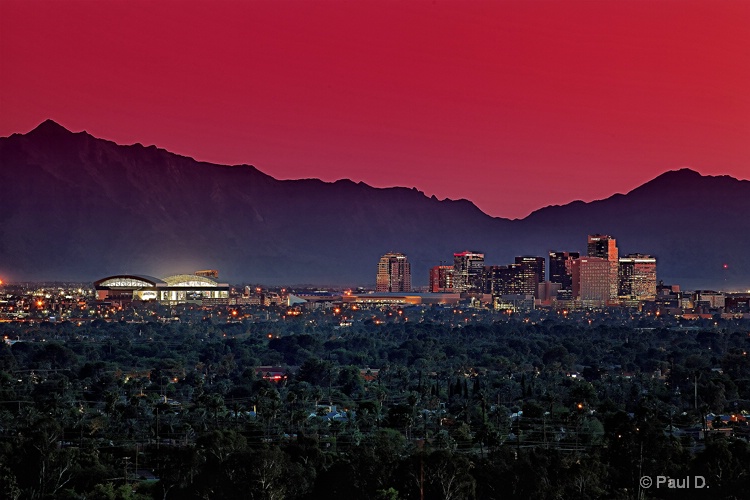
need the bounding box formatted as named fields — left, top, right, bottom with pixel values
left=635, top=168, right=748, bottom=195
left=628, top=168, right=706, bottom=194
left=28, top=119, right=72, bottom=136
left=656, top=167, right=702, bottom=180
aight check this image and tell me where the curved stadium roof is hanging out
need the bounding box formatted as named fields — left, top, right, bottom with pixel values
left=162, top=274, right=219, bottom=287
left=94, top=275, right=166, bottom=288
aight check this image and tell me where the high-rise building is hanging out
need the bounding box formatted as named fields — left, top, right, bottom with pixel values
left=571, top=256, right=611, bottom=307
left=587, top=234, right=618, bottom=260
left=376, top=253, right=412, bottom=292
left=618, top=254, right=657, bottom=300
left=484, top=265, right=509, bottom=295
left=549, top=251, right=579, bottom=291
left=453, top=251, right=485, bottom=292
left=587, top=234, right=619, bottom=302
left=485, top=263, right=535, bottom=296
left=429, top=265, right=454, bottom=293
left=515, top=256, right=545, bottom=297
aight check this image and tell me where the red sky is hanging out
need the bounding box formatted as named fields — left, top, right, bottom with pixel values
left=2, top=0, right=748, bottom=219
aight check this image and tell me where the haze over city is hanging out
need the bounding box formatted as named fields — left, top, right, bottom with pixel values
left=2, top=0, right=749, bottom=219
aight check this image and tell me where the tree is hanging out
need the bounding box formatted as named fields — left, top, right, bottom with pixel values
left=247, top=447, right=289, bottom=500
left=0, top=463, right=20, bottom=500
left=197, top=429, right=247, bottom=463
left=421, top=450, right=475, bottom=500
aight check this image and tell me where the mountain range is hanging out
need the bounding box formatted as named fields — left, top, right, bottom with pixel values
left=1, top=120, right=748, bottom=291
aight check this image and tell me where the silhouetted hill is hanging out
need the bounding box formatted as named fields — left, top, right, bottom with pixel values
left=1, top=121, right=748, bottom=290
left=520, top=168, right=750, bottom=290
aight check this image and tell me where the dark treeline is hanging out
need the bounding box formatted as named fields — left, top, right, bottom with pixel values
left=1, top=314, right=750, bottom=499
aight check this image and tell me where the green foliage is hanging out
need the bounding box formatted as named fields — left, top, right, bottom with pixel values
left=2, top=314, right=750, bottom=498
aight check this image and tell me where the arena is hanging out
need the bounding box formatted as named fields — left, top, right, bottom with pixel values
left=94, top=272, right=229, bottom=305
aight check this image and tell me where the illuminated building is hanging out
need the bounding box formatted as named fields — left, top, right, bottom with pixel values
left=587, top=234, right=619, bottom=302
left=515, top=256, right=545, bottom=297
left=588, top=234, right=618, bottom=260
left=571, top=257, right=610, bottom=307
left=453, top=251, right=484, bottom=292
left=376, top=253, right=412, bottom=292
left=342, top=292, right=460, bottom=306
left=484, top=265, right=510, bottom=295
left=725, top=293, right=750, bottom=314
left=493, top=294, right=535, bottom=312
left=549, top=251, right=579, bottom=291
left=618, top=254, right=657, bottom=300
left=255, top=366, right=288, bottom=382
left=94, top=272, right=229, bottom=305
left=429, top=265, right=454, bottom=293
left=482, top=258, right=543, bottom=298
left=483, top=264, right=519, bottom=297
left=692, top=290, right=725, bottom=309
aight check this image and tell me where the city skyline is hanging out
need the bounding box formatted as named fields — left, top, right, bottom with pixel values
left=1, top=119, right=748, bottom=290
left=2, top=0, right=748, bottom=219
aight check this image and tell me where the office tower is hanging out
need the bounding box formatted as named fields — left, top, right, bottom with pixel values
left=618, top=254, right=657, bottom=300
left=549, top=251, right=579, bottom=291
left=587, top=234, right=619, bottom=302
left=430, top=265, right=454, bottom=293
left=587, top=234, right=618, bottom=260
left=485, top=263, right=533, bottom=296
left=453, top=251, right=485, bottom=292
left=376, top=253, right=412, bottom=292
left=571, top=256, right=611, bottom=307
left=484, top=265, right=509, bottom=295
left=515, top=256, right=545, bottom=297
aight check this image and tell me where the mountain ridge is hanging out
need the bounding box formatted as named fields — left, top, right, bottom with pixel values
left=1, top=120, right=748, bottom=290
left=13, top=120, right=507, bottom=218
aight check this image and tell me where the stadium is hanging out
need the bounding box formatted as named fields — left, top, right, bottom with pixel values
left=94, top=272, right=229, bottom=305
